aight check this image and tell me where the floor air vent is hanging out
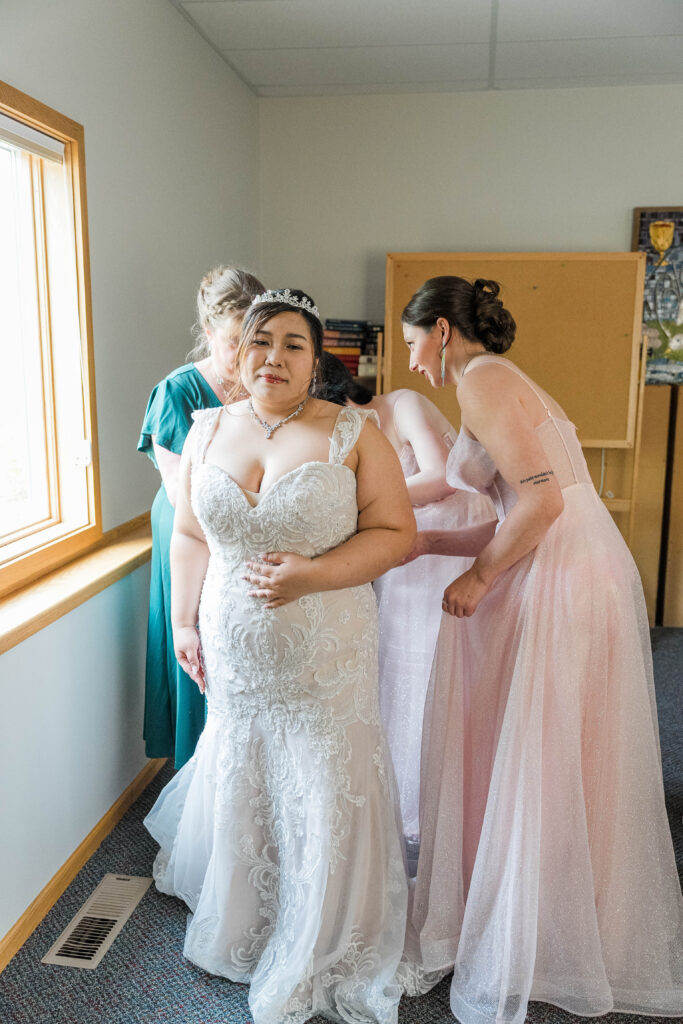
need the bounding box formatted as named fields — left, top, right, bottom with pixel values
left=42, top=874, right=152, bottom=969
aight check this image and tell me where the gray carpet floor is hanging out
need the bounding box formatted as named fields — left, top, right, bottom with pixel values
left=0, top=628, right=680, bottom=1024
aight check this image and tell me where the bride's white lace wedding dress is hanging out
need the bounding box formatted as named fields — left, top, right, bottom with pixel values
left=144, top=406, right=408, bottom=1024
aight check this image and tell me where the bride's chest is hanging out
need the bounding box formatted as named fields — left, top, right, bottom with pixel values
left=191, top=461, right=359, bottom=555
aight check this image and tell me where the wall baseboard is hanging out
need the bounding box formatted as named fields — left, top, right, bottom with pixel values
left=0, top=756, right=166, bottom=973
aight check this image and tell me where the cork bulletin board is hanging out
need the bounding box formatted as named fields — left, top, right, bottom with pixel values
left=384, top=252, right=646, bottom=448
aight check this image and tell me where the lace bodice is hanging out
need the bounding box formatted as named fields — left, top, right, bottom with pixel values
left=189, top=406, right=372, bottom=565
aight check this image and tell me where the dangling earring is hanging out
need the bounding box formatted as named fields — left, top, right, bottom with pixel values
left=440, top=344, right=446, bottom=387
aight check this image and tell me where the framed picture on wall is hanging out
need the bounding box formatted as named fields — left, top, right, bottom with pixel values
left=632, top=206, right=683, bottom=384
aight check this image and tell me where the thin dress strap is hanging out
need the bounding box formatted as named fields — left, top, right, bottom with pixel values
left=463, top=354, right=580, bottom=482
left=191, top=407, right=222, bottom=464
left=463, top=354, right=551, bottom=417
left=328, top=407, right=379, bottom=465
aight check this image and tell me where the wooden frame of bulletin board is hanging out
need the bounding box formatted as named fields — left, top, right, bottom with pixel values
left=383, top=252, right=647, bottom=546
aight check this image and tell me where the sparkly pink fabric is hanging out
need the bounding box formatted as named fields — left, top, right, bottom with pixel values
left=374, top=441, right=495, bottom=839
left=408, top=358, right=683, bottom=1021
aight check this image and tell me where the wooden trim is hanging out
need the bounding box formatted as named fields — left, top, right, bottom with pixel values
left=0, top=80, right=83, bottom=144
left=387, top=251, right=646, bottom=263
left=0, top=513, right=151, bottom=656
left=0, top=80, right=101, bottom=599
left=0, top=757, right=166, bottom=973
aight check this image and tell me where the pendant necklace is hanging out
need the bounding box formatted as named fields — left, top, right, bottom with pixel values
left=249, top=396, right=309, bottom=439
left=212, top=363, right=231, bottom=402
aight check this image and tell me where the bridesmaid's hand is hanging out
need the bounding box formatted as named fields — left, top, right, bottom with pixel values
left=243, top=552, right=314, bottom=608
left=442, top=566, right=492, bottom=618
left=397, top=532, right=432, bottom=566
left=173, top=626, right=206, bottom=693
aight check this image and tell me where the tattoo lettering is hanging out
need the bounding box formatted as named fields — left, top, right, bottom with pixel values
left=520, top=470, right=554, bottom=485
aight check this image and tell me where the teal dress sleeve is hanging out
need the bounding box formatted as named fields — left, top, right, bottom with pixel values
left=138, top=374, right=198, bottom=467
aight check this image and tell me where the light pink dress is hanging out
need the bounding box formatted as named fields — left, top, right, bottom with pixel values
left=408, top=356, right=683, bottom=1021
left=374, top=433, right=494, bottom=845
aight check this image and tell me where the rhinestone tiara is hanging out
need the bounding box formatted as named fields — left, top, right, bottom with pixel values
left=250, top=288, right=320, bottom=321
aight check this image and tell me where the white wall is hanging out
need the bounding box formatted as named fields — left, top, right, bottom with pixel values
left=259, top=85, right=683, bottom=322
left=0, top=0, right=261, bottom=941
left=0, top=566, right=149, bottom=938
left=2, top=0, right=261, bottom=529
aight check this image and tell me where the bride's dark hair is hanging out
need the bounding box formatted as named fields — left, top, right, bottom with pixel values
left=402, top=276, right=516, bottom=354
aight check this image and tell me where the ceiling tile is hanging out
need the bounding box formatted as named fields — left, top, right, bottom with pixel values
left=496, top=36, right=683, bottom=80
left=226, top=42, right=489, bottom=87
left=182, top=0, right=492, bottom=50
left=497, top=0, right=683, bottom=41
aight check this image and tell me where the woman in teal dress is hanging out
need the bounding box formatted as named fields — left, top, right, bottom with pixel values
left=138, top=265, right=265, bottom=767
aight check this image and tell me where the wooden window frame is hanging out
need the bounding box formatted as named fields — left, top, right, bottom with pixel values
left=0, top=80, right=101, bottom=598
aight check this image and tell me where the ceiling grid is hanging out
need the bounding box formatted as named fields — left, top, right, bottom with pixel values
left=168, top=0, right=683, bottom=96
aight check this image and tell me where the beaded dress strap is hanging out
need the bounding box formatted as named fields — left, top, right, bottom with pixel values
left=328, top=407, right=379, bottom=465
left=191, top=407, right=222, bottom=465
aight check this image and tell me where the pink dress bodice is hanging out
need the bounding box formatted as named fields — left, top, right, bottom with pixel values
left=446, top=356, right=592, bottom=522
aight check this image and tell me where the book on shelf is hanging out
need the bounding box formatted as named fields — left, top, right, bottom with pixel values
left=323, top=346, right=362, bottom=355
left=323, top=330, right=365, bottom=340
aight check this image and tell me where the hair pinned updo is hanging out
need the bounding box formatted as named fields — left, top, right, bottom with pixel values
left=188, top=264, right=265, bottom=361
left=402, top=276, right=516, bottom=354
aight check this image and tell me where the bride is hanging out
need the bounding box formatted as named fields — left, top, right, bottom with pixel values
left=144, top=289, right=416, bottom=1024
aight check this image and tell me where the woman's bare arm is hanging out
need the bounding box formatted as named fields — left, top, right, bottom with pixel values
left=153, top=440, right=182, bottom=506
left=458, top=365, right=564, bottom=588
left=393, top=391, right=457, bottom=506
left=170, top=436, right=210, bottom=687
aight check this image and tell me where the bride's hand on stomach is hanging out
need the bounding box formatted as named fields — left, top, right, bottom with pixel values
left=173, top=626, right=206, bottom=692
left=244, top=552, right=313, bottom=609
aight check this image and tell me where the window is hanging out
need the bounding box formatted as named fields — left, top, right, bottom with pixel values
left=0, top=81, right=100, bottom=597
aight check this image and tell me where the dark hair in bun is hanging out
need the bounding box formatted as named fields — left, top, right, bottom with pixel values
left=401, top=275, right=516, bottom=354
left=318, top=351, right=373, bottom=405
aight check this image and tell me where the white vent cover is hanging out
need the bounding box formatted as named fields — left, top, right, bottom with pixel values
left=42, top=874, right=152, bottom=969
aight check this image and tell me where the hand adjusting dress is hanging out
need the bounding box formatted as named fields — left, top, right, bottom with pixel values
left=408, top=356, right=683, bottom=1022
left=145, top=406, right=408, bottom=1024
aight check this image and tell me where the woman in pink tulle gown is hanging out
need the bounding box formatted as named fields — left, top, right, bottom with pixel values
left=320, top=354, right=495, bottom=853
left=400, top=275, right=683, bottom=1022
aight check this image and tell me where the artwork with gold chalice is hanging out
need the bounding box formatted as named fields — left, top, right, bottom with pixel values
left=634, top=209, right=683, bottom=384
left=649, top=220, right=675, bottom=267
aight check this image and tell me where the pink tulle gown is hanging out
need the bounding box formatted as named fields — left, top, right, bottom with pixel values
left=408, top=356, right=683, bottom=1022
left=374, top=429, right=494, bottom=846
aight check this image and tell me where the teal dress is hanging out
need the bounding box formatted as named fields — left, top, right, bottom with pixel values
left=138, top=364, right=222, bottom=768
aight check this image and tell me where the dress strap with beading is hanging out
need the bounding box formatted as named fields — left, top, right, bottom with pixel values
left=328, top=407, right=379, bottom=465
left=191, top=407, right=222, bottom=465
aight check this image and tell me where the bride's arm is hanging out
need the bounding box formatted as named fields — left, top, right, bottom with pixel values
left=245, top=420, right=415, bottom=607
left=170, top=439, right=210, bottom=689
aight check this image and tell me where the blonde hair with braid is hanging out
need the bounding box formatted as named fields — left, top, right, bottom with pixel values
left=188, top=264, right=265, bottom=360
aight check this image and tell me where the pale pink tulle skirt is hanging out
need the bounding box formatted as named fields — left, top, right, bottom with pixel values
left=408, top=482, right=683, bottom=1022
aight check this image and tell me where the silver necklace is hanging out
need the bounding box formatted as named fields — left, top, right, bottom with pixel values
left=248, top=396, right=309, bottom=439
left=212, top=363, right=231, bottom=402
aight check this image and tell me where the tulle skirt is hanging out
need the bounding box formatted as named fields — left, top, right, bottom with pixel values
left=374, top=491, right=495, bottom=842
left=408, top=483, right=683, bottom=1021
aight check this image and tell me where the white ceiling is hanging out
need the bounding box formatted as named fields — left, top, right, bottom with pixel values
left=169, top=0, right=683, bottom=96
